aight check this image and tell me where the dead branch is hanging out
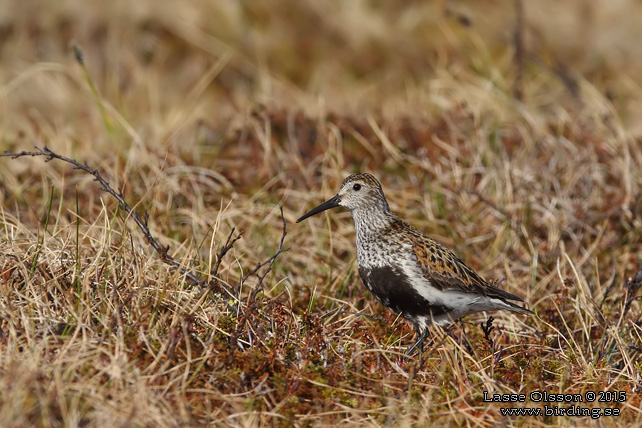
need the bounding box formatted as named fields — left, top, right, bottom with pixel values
left=236, top=206, right=288, bottom=298
left=208, top=227, right=244, bottom=294
left=228, top=206, right=288, bottom=365
left=1, top=146, right=207, bottom=285
left=623, top=265, right=642, bottom=321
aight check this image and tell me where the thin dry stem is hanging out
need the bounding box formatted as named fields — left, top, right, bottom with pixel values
left=1, top=146, right=208, bottom=286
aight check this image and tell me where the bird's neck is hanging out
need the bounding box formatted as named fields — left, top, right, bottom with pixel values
left=351, top=204, right=396, bottom=237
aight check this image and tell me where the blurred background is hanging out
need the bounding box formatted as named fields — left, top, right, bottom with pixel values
left=3, top=0, right=642, bottom=146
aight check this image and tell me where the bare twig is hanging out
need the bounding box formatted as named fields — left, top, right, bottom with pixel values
left=1, top=146, right=207, bottom=285
left=228, top=206, right=289, bottom=364
left=208, top=227, right=244, bottom=293
left=233, top=206, right=288, bottom=301
left=597, top=266, right=641, bottom=364
left=211, top=228, right=244, bottom=278
left=623, top=265, right=642, bottom=321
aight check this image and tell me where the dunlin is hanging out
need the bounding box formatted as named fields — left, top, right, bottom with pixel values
left=297, top=173, right=532, bottom=353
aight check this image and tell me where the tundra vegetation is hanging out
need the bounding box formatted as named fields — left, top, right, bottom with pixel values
left=0, top=1, right=641, bottom=426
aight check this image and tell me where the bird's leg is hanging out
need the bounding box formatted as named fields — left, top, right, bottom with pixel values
left=407, top=322, right=463, bottom=356
left=406, top=327, right=431, bottom=355
left=440, top=322, right=458, bottom=340
left=413, top=322, right=421, bottom=336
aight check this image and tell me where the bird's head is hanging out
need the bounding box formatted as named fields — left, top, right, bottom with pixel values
left=296, top=173, right=389, bottom=223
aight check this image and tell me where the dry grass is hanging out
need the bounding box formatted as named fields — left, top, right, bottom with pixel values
left=1, top=1, right=642, bottom=426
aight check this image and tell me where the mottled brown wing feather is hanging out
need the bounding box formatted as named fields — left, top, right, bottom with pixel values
left=410, top=235, right=524, bottom=302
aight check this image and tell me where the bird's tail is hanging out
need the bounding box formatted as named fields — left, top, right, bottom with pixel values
left=504, top=300, right=534, bottom=316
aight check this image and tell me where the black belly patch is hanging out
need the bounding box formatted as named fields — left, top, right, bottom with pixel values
left=358, top=265, right=450, bottom=320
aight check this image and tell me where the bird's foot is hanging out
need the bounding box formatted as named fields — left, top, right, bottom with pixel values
left=406, top=328, right=431, bottom=355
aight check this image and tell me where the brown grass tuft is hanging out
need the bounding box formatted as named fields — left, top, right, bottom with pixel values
left=2, top=1, right=642, bottom=426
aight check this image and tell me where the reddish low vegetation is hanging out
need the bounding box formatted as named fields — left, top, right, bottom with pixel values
left=1, top=1, right=641, bottom=427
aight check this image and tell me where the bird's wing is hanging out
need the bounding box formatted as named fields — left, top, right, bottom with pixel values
left=410, top=236, right=524, bottom=302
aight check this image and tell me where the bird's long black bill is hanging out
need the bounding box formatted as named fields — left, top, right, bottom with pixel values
left=296, top=194, right=341, bottom=223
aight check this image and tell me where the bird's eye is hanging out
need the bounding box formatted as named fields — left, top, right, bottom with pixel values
left=353, top=183, right=361, bottom=191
